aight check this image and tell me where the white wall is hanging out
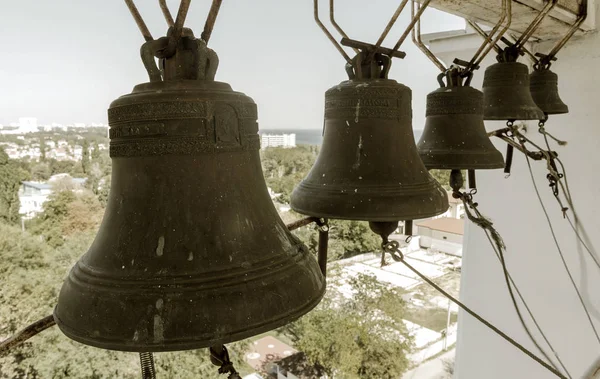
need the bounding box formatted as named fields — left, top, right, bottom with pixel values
left=426, top=9, right=600, bottom=378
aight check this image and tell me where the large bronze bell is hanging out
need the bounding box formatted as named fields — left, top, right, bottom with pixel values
left=54, top=30, right=325, bottom=352
left=530, top=67, right=568, bottom=115
left=418, top=69, right=504, bottom=170
left=482, top=50, right=545, bottom=121
left=291, top=53, right=448, bottom=222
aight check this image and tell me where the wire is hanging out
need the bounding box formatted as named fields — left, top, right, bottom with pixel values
left=458, top=194, right=568, bottom=376
left=396, top=257, right=567, bottom=378
left=524, top=154, right=600, bottom=345
left=478, top=221, right=569, bottom=376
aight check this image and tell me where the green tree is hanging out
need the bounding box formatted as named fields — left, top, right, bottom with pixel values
left=81, top=140, right=90, bottom=174
left=39, top=137, right=47, bottom=161
left=260, top=146, right=318, bottom=203
left=0, top=148, right=22, bottom=224
left=91, top=141, right=101, bottom=161
left=280, top=272, right=413, bottom=378
left=294, top=218, right=381, bottom=261
left=429, top=169, right=466, bottom=191
left=0, top=222, right=251, bottom=379
left=31, top=162, right=51, bottom=181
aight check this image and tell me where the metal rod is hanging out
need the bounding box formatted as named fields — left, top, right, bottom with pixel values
left=375, top=0, right=409, bottom=49
left=504, top=144, right=515, bottom=174
left=411, top=0, right=445, bottom=72
left=468, top=169, right=477, bottom=190
left=469, top=21, right=502, bottom=54
left=398, top=258, right=566, bottom=378
left=172, top=0, right=192, bottom=42
left=468, top=0, right=507, bottom=68
left=201, top=0, right=223, bottom=43
left=329, top=0, right=359, bottom=53
left=473, top=0, right=512, bottom=67
left=159, top=0, right=175, bottom=26
left=314, top=0, right=352, bottom=63
left=0, top=315, right=56, bottom=356
left=392, top=0, right=432, bottom=53
left=542, top=0, right=588, bottom=64
left=404, top=220, right=413, bottom=236
left=514, top=0, right=558, bottom=49
left=286, top=217, right=319, bottom=232
left=317, top=220, right=329, bottom=276
left=124, top=0, right=154, bottom=41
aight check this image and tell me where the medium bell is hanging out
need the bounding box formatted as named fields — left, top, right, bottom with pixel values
left=482, top=61, right=545, bottom=121
left=291, top=53, right=448, bottom=222
left=418, top=70, right=504, bottom=170
left=54, top=31, right=325, bottom=352
left=530, top=67, right=568, bottom=115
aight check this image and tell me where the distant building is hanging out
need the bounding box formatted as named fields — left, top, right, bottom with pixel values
left=416, top=217, right=464, bottom=256
left=19, top=181, right=53, bottom=218
left=0, top=117, right=38, bottom=135
left=18, top=174, right=87, bottom=219
left=261, top=133, right=296, bottom=149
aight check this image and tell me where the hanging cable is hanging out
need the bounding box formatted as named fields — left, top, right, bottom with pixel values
left=450, top=172, right=567, bottom=376
left=381, top=241, right=567, bottom=378
left=523, top=153, right=600, bottom=345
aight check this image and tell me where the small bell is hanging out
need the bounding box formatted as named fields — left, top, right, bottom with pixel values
left=291, top=52, right=448, bottom=222
left=418, top=69, right=504, bottom=170
left=54, top=29, right=325, bottom=352
left=530, top=67, right=568, bottom=115
left=482, top=48, right=545, bottom=121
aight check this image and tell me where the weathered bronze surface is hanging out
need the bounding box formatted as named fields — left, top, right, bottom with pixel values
left=530, top=68, right=568, bottom=115
left=291, top=53, right=448, bottom=222
left=54, top=31, right=325, bottom=352
left=482, top=61, right=545, bottom=121
left=418, top=71, right=504, bottom=170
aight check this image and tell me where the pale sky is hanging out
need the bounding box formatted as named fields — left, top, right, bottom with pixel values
left=0, top=0, right=465, bottom=130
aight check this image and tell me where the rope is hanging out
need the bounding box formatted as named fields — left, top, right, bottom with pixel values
left=453, top=190, right=569, bottom=376
left=387, top=246, right=567, bottom=379
left=523, top=153, right=600, bottom=345
left=0, top=315, right=56, bottom=356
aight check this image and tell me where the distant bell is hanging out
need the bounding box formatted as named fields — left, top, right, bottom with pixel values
left=54, top=30, right=325, bottom=352
left=291, top=53, right=448, bottom=222
left=482, top=58, right=545, bottom=121
left=530, top=67, right=568, bottom=115
left=418, top=69, right=504, bottom=170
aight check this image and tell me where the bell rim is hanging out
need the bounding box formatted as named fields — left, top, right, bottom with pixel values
left=52, top=284, right=325, bottom=352
left=418, top=150, right=505, bottom=170
left=290, top=182, right=449, bottom=222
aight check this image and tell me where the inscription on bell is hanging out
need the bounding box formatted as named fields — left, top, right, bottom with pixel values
left=326, top=98, right=392, bottom=108
left=110, top=123, right=166, bottom=139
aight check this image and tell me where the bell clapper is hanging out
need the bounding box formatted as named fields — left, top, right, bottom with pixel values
left=209, top=345, right=241, bottom=379
left=368, top=222, right=404, bottom=267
